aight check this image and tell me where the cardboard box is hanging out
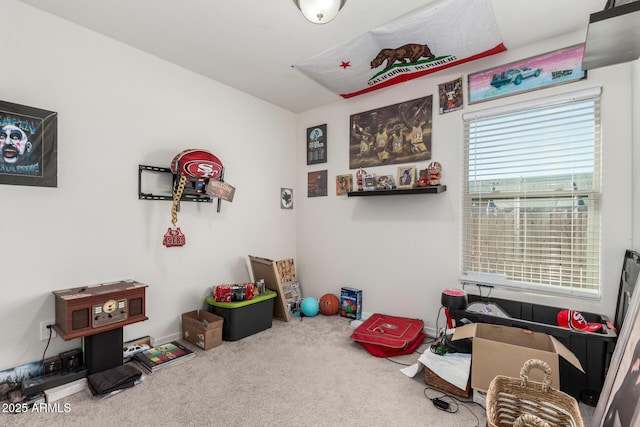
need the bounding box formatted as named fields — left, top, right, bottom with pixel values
left=452, top=323, right=584, bottom=393
left=182, top=310, right=223, bottom=350
left=340, top=287, right=362, bottom=320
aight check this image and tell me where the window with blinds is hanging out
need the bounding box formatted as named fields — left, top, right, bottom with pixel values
left=462, top=88, right=602, bottom=296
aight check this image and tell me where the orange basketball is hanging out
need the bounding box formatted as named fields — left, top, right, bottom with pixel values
left=319, top=293, right=340, bottom=316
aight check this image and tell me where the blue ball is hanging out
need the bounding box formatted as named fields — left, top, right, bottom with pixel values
left=300, top=297, right=319, bottom=317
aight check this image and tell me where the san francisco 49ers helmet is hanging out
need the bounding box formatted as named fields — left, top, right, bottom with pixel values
left=170, top=149, right=223, bottom=181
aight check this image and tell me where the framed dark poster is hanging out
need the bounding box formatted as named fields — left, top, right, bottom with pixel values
left=349, top=95, right=432, bottom=169
left=0, top=100, right=58, bottom=187
left=306, top=124, right=327, bottom=165
left=307, top=170, right=327, bottom=197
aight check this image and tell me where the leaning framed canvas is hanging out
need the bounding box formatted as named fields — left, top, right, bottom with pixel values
left=0, top=100, right=58, bottom=187
left=593, top=265, right=640, bottom=426
left=468, top=44, right=586, bottom=105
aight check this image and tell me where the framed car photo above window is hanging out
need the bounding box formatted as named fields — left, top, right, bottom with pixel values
left=468, top=44, right=587, bottom=105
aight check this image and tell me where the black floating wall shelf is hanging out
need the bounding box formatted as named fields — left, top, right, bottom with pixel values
left=347, top=185, right=447, bottom=197
left=138, top=164, right=223, bottom=212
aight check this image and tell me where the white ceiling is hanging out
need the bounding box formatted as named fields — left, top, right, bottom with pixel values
left=16, top=0, right=607, bottom=113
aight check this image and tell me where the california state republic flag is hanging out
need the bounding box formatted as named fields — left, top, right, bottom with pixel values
left=294, top=0, right=506, bottom=98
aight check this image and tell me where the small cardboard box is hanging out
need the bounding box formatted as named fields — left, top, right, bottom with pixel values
left=182, top=310, right=223, bottom=350
left=340, top=287, right=362, bottom=320
left=452, top=323, right=584, bottom=393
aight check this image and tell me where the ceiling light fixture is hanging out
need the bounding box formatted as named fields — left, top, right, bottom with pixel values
left=294, top=0, right=347, bottom=24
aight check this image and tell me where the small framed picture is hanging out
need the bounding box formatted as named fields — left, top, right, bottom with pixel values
left=362, top=173, right=377, bottom=191
left=438, top=76, right=464, bottom=114
left=397, top=166, right=416, bottom=188
left=308, top=170, right=328, bottom=197
left=376, top=175, right=396, bottom=190
left=280, top=188, right=293, bottom=209
left=307, top=124, right=327, bottom=165
left=336, top=174, right=353, bottom=195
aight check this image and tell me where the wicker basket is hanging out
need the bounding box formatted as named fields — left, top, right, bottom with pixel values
left=486, top=359, right=584, bottom=427
left=514, top=414, right=551, bottom=427
left=423, top=365, right=471, bottom=399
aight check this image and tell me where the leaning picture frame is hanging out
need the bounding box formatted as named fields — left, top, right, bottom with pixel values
left=468, top=44, right=587, bottom=105
left=336, top=174, right=353, bottom=195
left=397, top=165, right=415, bottom=188
left=593, top=266, right=640, bottom=426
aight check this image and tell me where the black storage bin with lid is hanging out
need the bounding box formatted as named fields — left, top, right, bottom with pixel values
left=205, top=290, right=276, bottom=341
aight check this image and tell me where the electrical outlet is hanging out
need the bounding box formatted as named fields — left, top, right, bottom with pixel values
left=40, top=320, right=57, bottom=341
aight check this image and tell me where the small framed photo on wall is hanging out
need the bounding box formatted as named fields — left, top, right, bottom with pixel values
left=280, top=188, right=293, bottom=209
left=308, top=170, right=328, bottom=197
left=307, top=124, right=327, bottom=165
left=438, top=76, right=464, bottom=114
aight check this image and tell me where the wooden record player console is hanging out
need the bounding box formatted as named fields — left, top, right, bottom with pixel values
left=53, top=280, right=148, bottom=340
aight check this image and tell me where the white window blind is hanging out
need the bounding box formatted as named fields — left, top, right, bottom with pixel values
left=462, top=88, right=601, bottom=296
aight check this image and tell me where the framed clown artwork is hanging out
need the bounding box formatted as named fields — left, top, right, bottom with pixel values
left=0, top=100, right=58, bottom=187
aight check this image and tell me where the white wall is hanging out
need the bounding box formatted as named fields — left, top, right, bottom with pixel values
left=2, top=0, right=637, bottom=371
left=296, top=31, right=636, bottom=334
left=1, top=0, right=297, bottom=370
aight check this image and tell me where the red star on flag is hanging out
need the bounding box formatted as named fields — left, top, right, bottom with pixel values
left=340, top=61, right=351, bottom=69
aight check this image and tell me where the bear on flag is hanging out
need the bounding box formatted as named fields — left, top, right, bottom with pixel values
left=294, top=0, right=506, bottom=98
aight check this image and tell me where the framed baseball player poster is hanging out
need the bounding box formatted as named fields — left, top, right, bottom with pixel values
left=0, top=100, right=58, bottom=187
